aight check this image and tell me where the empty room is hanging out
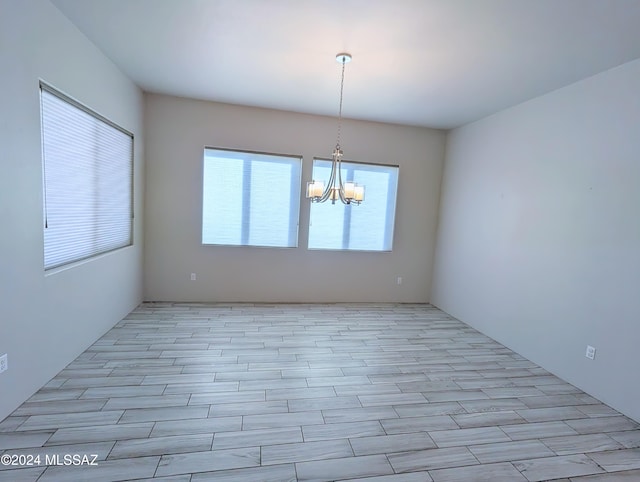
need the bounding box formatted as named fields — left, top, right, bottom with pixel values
left=1, top=0, right=639, bottom=481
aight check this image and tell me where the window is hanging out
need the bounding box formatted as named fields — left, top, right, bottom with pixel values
left=40, top=83, right=133, bottom=270
left=202, top=148, right=302, bottom=247
left=308, top=159, right=399, bottom=251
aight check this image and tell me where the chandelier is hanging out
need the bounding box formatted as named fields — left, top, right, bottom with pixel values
left=306, top=53, right=364, bottom=205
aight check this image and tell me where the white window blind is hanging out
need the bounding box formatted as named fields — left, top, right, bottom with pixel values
left=202, top=148, right=302, bottom=247
left=308, top=159, right=399, bottom=251
left=40, top=84, right=133, bottom=270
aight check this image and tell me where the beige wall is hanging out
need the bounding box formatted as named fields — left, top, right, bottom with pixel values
left=144, top=94, right=445, bottom=302
left=0, top=0, right=144, bottom=420
left=432, top=59, right=640, bottom=422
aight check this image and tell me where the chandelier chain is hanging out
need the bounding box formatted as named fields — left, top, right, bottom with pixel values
left=336, top=56, right=346, bottom=150
left=305, top=52, right=363, bottom=205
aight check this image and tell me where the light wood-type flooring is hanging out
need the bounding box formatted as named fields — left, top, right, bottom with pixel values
left=1, top=303, right=639, bottom=481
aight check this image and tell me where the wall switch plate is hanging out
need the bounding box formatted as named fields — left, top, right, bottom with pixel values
left=190, top=273, right=197, bottom=281
left=0, top=354, right=7, bottom=374
left=585, top=345, right=596, bottom=360
left=397, top=277, right=402, bottom=285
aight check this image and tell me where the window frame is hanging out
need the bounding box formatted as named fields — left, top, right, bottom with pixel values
left=40, top=82, right=134, bottom=271
left=201, top=146, right=303, bottom=249
left=307, top=157, right=400, bottom=252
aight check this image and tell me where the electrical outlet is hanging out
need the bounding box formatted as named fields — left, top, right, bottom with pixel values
left=0, top=354, right=7, bottom=374
left=585, top=345, right=596, bottom=360
left=397, top=277, right=402, bottom=285
left=190, top=273, right=197, bottom=281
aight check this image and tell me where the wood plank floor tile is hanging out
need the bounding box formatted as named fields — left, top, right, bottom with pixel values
left=388, top=446, right=479, bottom=472
left=265, top=387, right=336, bottom=401
left=295, top=454, right=394, bottom=481
left=80, top=385, right=166, bottom=399
left=610, top=430, right=640, bottom=448
left=429, top=461, right=527, bottom=481
left=541, top=433, right=624, bottom=455
left=242, top=410, right=324, bottom=430
left=568, top=469, right=640, bottom=481
left=289, top=395, right=361, bottom=412
left=468, top=440, right=555, bottom=464
left=261, top=439, right=354, bottom=465
left=109, top=433, right=213, bottom=458
left=37, top=455, right=160, bottom=482
left=188, top=390, right=265, bottom=405
left=25, top=389, right=86, bottom=403
left=500, top=421, right=578, bottom=441
left=45, top=422, right=154, bottom=445
left=119, top=406, right=208, bottom=423
left=302, top=420, right=385, bottom=441
left=429, top=426, right=511, bottom=447
left=358, top=393, right=428, bottom=407
left=321, top=406, right=398, bottom=424
left=212, top=426, right=302, bottom=450
left=577, top=404, right=621, bottom=418
left=335, top=383, right=402, bottom=397
left=156, top=447, right=260, bottom=477
left=452, top=410, right=526, bottom=428
left=0, top=432, right=52, bottom=450
left=587, top=448, right=640, bottom=472
left=0, top=417, right=28, bottom=432
left=381, top=415, right=458, bottom=434
left=0, top=467, right=46, bottom=481
left=208, top=400, right=288, bottom=417
left=515, top=406, right=587, bottom=423
left=191, top=464, right=297, bottom=482
left=334, top=474, right=434, bottom=482
left=513, top=454, right=604, bottom=481
left=103, top=394, right=189, bottom=410
left=460, top=398, right=528, bottom=413
left=16, top=410, right=123, bottom=431
left=150, top=416, right=241, bottom=437
left=566, top=416, right=640, bottom=434
left=163, top=381, right=239, bottom=393
left=350, top=432, right=436, bottom=455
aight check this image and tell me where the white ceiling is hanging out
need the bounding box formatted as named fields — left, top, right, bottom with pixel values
left=51, top=0, right=640, bottom=129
